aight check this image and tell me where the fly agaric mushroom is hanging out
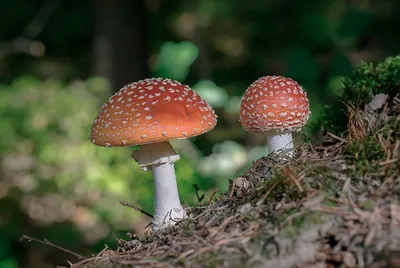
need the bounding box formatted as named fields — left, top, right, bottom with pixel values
left=89, top=78, right=217, bottom=230
left=239, top=76, right=310, bottom=156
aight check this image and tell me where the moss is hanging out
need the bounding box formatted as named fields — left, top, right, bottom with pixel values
left=307, top=166, right=330, bottom=177
left=266, top=171, right=305, bottom=202
left=313, top=101, right=349, bottom=135
left=280, top=225, right=298, bottom=238
left=380, top=117, right=400, bottom=140
left=302, top=211, right=325, bottom=225
left=344, top=135, right=386, bottom=173
left=305, top=166, right=342, bottom=195
left=279, top=211, right=324, bottom=239
left=180, top=221, right=197, bottom=236
left=360, top=199, right=375, bottom=211
left=342, top=55, right=400, bottom=106
left=275, top=208, right=300, bottom=224
left=322, top=199, right=337, bottom=207
left=342, top=113, right=399, bottom=177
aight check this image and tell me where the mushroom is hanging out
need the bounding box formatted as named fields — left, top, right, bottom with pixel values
left=89, top=78, right=217, bottom=230
left=239, top=76, right=310, bottom=156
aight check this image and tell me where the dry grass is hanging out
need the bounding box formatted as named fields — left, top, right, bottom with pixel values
left=71, top=94, right=400, bottom=268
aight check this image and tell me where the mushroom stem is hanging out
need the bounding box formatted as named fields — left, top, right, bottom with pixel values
left=132, top=141, right=185, bottom=230
left=266, top=131, right=294, bottom=155
left=152, top=162, right=185, bottom=229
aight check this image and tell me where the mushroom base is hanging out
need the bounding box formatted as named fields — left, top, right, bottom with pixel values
left=266, top=131, right=294, bottom=156
left=152, top=162, right=186, bottom=230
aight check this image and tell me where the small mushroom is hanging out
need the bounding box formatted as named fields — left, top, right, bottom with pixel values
left=89, top=78, right=217, bottom=230
left=239, top=76, right=310, bottom=156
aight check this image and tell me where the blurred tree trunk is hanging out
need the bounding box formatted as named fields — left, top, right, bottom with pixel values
left=91, top=0, right=149, bottom=92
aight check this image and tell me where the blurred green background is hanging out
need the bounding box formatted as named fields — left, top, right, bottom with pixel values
left=0, top=0, right=399, bottom=267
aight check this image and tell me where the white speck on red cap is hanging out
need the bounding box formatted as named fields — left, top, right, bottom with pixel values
left=90, top=78, right=217, bottom=147
left=239, top=76, right=310, bottom=133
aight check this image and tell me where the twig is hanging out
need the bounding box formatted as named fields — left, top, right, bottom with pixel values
left=262, top=181, right=280, bottom=202
left=193, top=184, right=205, bottom=202
left=177, top=249, right=195, bottom=260
left=207, top=188, right=219, bottom=206
left=379, top=158, right=398, bottom=166
left=191, top=205, right=229, bottom=221
left=95, top=244, right=110, bottom=257
left=281, top=168, right=304, bottom=192
left=120, top=201, right=153, bottom=218
left=20, top=235, right=86, bottom=260
left=327, top=132, right=348, bottom=143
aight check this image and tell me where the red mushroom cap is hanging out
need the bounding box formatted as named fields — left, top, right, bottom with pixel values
left=90, top=78, right=217, bottom=147
left=240, top=76, right=310, bottom=133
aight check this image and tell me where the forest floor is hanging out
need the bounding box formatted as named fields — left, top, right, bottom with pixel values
left=70, top=94, right=400, bottom=268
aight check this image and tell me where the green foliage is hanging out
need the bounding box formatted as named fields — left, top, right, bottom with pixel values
left=330, top=54, right=353, bottom=77
left=154, top=41, right=199, bottom=81
left=343, top=54, right=400, bottom=106
left=0, top=258, right=18, bottom=268
left=192, top=80, right=229, bottom=109
left=337, top=10, right=372, bottom=38
left=285, top=47, right=320, bottom=87
left=301, top=14, right=334, bottom=47
left=0, top=234, right=12, bottom=265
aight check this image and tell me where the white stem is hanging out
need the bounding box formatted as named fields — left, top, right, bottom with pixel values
left=152, top=162, right=185, bottom=229
left=132, top=142, right=186, bottom=231
left=266, top=131, right=294, bottom=155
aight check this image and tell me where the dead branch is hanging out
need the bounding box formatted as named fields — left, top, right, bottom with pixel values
left=20, top=235, right=86, bottom=260
left=120, top=200, right=153, bottom=218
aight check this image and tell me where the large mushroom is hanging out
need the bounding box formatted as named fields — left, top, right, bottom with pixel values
left=89, top=78, right=217, bottom=230
left=239, top=76, right=310, bottom=156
